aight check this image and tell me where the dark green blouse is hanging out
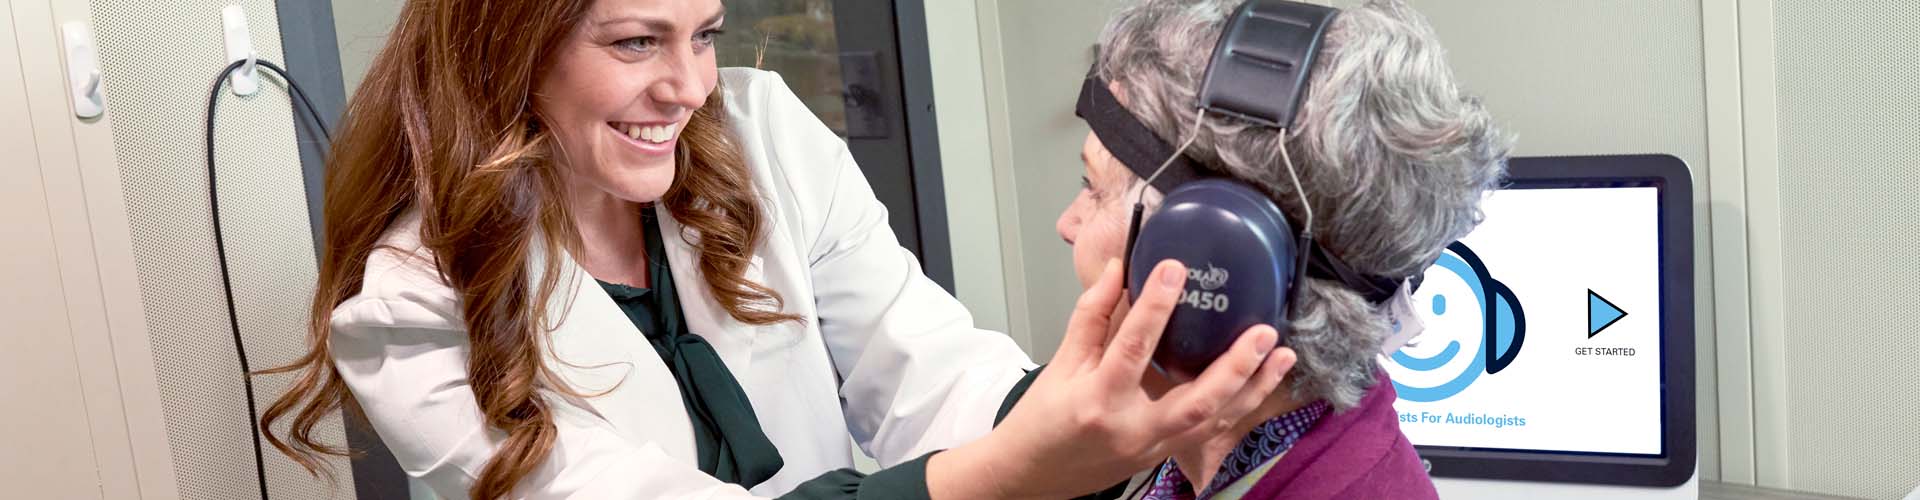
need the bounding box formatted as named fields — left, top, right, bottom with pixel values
left=596, top=207, right=957, bottom=499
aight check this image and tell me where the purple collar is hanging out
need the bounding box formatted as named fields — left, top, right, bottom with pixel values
left=1242, top=370, right=1439, bottom=500
left=1142, top=401, right=1331, bottom=499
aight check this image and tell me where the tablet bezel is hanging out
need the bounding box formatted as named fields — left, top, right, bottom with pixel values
left=1408, top=154, right=1697, bottom=487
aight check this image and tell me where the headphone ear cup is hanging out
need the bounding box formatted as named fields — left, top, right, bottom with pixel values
left=1483, top=278, right=1526, bottom=375
left=1125, top=179, right=1297, bottom=380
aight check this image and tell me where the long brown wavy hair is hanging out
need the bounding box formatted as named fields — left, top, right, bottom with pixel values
left=258, top=1, right=798, bottom=498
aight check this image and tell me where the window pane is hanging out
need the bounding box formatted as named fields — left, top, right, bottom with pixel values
left=717, top=1, right=848, bottom=137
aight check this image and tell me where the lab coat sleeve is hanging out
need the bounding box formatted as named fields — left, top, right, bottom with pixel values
left=328, top=296, right=771, bottom=500
left=739, top=69, right=1039, bottom=466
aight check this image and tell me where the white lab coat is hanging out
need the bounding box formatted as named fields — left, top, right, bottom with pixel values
left=329, top=68, right=1037, bottom=499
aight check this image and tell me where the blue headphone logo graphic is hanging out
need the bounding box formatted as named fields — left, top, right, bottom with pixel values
left=1390, top=241, right=1526, bottom=402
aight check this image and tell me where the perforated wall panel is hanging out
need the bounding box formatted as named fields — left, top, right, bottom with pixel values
left=1775, top=2, right=1920, bottom=499
left=88, top=1, right=351, bottom=498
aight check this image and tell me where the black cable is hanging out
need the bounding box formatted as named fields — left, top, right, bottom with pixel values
left=206, top=57, right=334, bottom=500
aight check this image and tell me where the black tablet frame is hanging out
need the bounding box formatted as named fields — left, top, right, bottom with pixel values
left=1410, top=154, right=1697, bottom=487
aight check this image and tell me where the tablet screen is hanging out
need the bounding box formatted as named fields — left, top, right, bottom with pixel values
left=1385, top=185, right=1665, bottom=457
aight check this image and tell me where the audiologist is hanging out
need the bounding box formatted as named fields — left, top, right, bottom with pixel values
left=259, top=0, right=1290, bottom=499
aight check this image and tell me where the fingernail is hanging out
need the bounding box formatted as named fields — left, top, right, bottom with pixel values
left=1254, top=329, right=1277, bottom=356
left=1159, top=261, right=1184, bottom=286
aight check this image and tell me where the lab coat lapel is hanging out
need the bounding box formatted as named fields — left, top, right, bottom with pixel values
left=657, top=209, right=760, bottom=375
left=529, top=237, right=698, bottom=462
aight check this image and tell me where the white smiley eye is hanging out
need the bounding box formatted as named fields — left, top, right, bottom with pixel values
left=1408, top=269, right=1482, bottom=353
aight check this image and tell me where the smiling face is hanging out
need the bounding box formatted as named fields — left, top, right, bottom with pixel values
left=534, top=0, right=725, bottom=203
left=1387, top=246, right=1489, bottom=392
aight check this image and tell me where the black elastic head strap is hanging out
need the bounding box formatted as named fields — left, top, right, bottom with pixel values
left=1076, top=74, right=1214, bottom=194
left=1307, top=241, right=1403, bottom=304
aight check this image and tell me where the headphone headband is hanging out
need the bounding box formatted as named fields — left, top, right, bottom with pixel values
left=1074, top=0, right=1338, bottom=191
left=1080, top=0, right=1405, bottom=306
left=1198, top=0, right=1339, bottom=129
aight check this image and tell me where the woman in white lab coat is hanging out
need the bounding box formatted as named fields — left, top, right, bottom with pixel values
left=259, top=1, right=1294, bottom=499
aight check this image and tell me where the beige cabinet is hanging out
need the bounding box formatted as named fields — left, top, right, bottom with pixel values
left=1, top=0, right=178, bottom=498
left=2, top=0, right=341, bottom=498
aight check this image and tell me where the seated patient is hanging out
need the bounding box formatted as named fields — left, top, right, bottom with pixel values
left=1054, top=0, right=1512, bottom=498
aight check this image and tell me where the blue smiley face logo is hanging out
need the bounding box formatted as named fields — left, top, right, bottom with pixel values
left=1388, top=242, right=1526, bottom=403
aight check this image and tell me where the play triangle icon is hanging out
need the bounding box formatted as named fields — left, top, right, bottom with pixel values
left=1589, top=289, right=1627, bottom=338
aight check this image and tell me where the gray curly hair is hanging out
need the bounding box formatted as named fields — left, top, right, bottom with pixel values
left=1096, top=0, right=1512, bottom=409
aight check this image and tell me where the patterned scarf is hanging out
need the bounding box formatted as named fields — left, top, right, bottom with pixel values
left=1140, top=401, right=1330, bottom=499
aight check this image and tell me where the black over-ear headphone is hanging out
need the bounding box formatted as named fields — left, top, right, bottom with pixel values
left=1076, top=0, right=1407, bottom=380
